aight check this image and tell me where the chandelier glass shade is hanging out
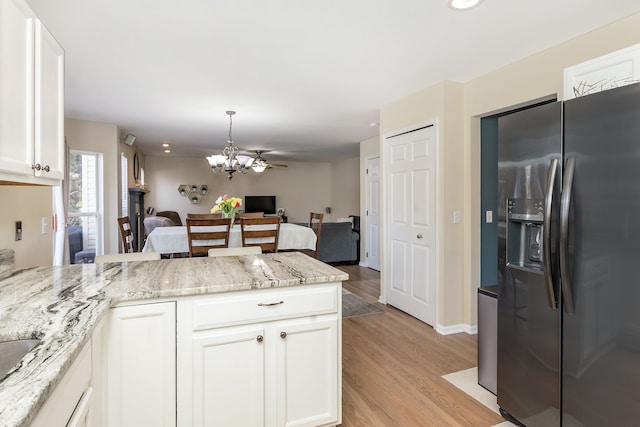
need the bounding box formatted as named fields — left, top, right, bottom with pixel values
left=251, top=157, right=268, bottom=173
left=206, top=111, right=255, bottom=180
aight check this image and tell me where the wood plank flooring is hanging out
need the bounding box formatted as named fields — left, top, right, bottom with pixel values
left=336, top=264, right=503, bottom=427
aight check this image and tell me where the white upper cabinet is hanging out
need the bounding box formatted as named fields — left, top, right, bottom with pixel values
left=0, top=0, right=64, bottom=184
left=34, top=19, right=65, bottom=181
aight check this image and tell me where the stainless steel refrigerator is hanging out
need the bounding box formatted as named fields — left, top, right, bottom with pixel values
left=497, top=82, right=640, bottom=427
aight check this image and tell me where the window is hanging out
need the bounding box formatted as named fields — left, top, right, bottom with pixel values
left=68, top=151, right=103, bottom=263
left=121, top=153, right=128, bottom=217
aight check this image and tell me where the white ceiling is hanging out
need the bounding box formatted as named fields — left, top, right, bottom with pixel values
left=25, top=0, right=640, bottom=162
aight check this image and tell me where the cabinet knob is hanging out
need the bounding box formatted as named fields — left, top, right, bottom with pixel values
left=256, top=335, right=263, bottom=342
left=32, top=163, right=42, bottom=171
left=280, top=331, right=287, bottom=339
left=43, top=165, right=50, bottom=172
left=417, top=234, right=423, bottom=239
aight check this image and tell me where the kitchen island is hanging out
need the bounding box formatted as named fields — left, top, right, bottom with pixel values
left=0, top=252, right=347, bottom=427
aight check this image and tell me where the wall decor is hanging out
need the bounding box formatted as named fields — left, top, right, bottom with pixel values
left=564, top=43, right=640, bottom=100
left=178, top=184, right=189, bottom=196
left=189, top=193, right=201, bottom=204
left=199, top=185, right=209, bottom=195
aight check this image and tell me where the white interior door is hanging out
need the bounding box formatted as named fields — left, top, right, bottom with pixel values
left=365, top=156, right=381, bottom=271
left=385, top=124, right=436, bottom=326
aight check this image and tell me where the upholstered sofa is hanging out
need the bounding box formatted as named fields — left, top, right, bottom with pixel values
left=143, top=215, right=176, bottom=236
left=317, top=221, right=359, bottom=264
left=320, top=222, right=360, bottom=263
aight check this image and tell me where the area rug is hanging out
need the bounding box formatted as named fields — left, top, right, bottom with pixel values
left=442, top=367, right=517, bottom=426
left=342, top=289, right=384, bottom=319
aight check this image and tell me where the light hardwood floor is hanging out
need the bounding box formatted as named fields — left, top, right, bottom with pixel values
left=336, top=264, right=503, bottom=427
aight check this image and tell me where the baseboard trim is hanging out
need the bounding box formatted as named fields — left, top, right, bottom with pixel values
left=435, top=323, right=477, bottom=336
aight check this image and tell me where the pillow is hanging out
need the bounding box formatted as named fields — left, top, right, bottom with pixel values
left=336, top=217, right=353, bottom=224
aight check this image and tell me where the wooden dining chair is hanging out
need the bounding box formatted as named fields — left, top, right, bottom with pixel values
left=305, top=212, right=324, bottom=259
left=236, top=211, right=264, bottom=225
left=237, top=212, right=264, bottom=219
left=117, top=216, right=135, bottom=253
left=240, top=217, right=281, bottom=253
left=186, top=217, right=232, bottom=257
left=187, top=213, right=223, bottom=219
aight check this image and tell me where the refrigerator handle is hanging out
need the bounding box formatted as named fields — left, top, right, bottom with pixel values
left=543, top=158, right=558, bottom=310
left=560, top=157, right=576, bottom=314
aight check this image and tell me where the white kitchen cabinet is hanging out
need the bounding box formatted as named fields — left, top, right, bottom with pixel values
left=275, top=318, right=339, bottom=427
left=190, top=324, right=267, bottom=426
left=177, top=284, right=342, bottom=427
left=31, top=341, right=93, bottom=427
left=0, top=0, right=64, bottom=185
left=107, top=301, right=176, bottom=427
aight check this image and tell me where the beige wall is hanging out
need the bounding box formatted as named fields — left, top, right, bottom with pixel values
left=378, top=12, right=640, bottom=331
left=329, top=156, right=360, bottom=220
left=0, top=186, right=53, bottom=269
left=379, top=81, right=465, bottom=330
left=463, top=14, right=640, bottom=328
left=144, top=156, right=358, bottom=225
left=65, top=118, right=121, bottom=254
left=359, top=136, right=380, bottom=266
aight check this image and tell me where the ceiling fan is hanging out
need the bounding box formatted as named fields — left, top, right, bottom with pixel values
left=251, top=150, right=288, bottom=173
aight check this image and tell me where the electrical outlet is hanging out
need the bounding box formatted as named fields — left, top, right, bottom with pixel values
left=486, top=210, right=493, bottom=223
left=15, top=221, right=22, bottom=241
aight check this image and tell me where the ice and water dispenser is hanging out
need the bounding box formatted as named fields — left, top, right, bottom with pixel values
left=506, top=198, right=545, bottom=271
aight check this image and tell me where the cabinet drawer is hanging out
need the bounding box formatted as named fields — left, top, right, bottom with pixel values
left=191, top=285, right=339, bottom=330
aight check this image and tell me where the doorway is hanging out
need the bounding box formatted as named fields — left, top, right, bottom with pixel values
left=384, top=123, right=437, bottom=326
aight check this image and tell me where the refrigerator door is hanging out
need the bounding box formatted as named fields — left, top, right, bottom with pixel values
left=562, top=82, right=640, bottom=426
left=497, top=101, right=562, bottom=426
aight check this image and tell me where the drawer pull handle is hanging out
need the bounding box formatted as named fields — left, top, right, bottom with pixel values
left=256, top=335, right=263, bottom=342
left=258, top=300, right=284, bottom=307
left=280, top=331, right=287, bottom=339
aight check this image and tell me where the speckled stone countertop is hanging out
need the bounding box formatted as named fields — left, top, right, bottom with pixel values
left=0, top=252, right=348, bottom=427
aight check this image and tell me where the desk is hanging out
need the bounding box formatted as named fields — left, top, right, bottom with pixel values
left=142, top=223, right=316, bottom=254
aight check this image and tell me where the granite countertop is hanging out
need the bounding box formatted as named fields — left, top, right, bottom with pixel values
left=0, top=252, right=348, bottom=427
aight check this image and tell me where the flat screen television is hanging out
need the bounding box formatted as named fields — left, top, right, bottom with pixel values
left=244, top=195, right=276, bottom=214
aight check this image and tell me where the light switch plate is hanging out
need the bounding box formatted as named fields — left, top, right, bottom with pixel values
left=41, top=217, right=48, bottom=234
left=15, top=221, right=22, bottom=241
left=486, top=210, right=493, bottom=223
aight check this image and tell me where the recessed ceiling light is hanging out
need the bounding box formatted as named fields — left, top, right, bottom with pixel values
left=163, top=149, right=171, bottom=153
left=162, top=143, right=170, bottom=147
left=448, top=0, right=483, bottom=10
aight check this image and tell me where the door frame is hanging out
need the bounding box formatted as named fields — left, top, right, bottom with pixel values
left=381, top=119, right=439, bottom=326
left=364, top=155, right=380, bottom=271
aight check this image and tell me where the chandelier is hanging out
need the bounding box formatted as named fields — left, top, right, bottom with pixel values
left=206, top=111, right=254, bottom=180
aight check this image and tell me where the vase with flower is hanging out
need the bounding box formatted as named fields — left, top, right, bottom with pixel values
left=211, top=194, right=242, bottom=227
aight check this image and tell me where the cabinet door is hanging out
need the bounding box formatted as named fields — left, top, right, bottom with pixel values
left=107, top=302, right=176, bottom=427
left=31, top=341, right=92, bottom=427
left=189, top=325, right=266, bottom=427
left=0, top=0, right=36, bottom=176
left=34, top=19, right=64, bottom=181
left=275, top=317, right=339, bottom=427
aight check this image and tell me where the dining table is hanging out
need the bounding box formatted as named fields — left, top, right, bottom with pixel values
left=141, top=222, right=317, bottom=254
